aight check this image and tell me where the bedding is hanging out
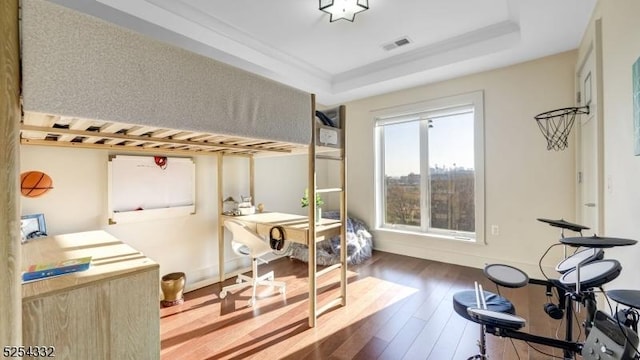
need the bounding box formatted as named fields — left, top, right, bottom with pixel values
left=22, top=0, right=311, bottom=145
left=288, top=211, right=373, bottom=266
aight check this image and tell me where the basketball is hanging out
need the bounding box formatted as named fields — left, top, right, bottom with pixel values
left=20, top=171, right=53, bottom=198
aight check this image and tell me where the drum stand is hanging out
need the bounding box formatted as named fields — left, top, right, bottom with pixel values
left=467, top=282, right=583, bottom=359
left=532, top=259, right=600, bottom=359
left=470, top=218, right=640, bottom=360
left=461, top=218, right=638, bottom=359
left=467, top=325, right=487, bottom=360
left=558, top=226, right=584, bottom=262
left=529, top=278, right=578, bottom=359
left=477, top=275, right=605, bottom=359
left=486, top=325, right=583, bottom=359
left=468, top=282, right=488, bottom=360
left=463, top=281, right=621, bottom=359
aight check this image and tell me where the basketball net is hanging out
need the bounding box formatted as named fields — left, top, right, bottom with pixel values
left=534, top=106, right=590, bottom=151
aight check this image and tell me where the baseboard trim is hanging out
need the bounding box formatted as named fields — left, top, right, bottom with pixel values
left=374, top=242, right=556, bottom=280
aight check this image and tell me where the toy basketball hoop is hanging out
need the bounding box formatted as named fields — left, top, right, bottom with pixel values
left=534, top=106, right=589, bottom=151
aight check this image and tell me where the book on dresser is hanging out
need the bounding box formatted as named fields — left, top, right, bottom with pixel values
left=22, top=256, right=92, bottom=282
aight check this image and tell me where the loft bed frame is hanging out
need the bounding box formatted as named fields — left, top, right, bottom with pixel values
left=20, top=0, right=347, bottom=328
left=20, top=112, right=306, bottom=157
left=21, top=0, right=312, bottom=150
left=216, top=98, right=347, bottom=327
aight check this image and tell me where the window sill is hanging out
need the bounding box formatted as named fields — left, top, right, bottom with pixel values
left=375, top=226, right=482, bottom=244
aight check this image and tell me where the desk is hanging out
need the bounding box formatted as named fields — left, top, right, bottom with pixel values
left=22, top=231, right=160, bottom=360
left=218, top=212, right=345, bottom=326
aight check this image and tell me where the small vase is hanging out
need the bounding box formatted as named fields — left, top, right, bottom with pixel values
left=161, top=272, right=186, bottom=307
left=316, top=207, right=322, bottom=223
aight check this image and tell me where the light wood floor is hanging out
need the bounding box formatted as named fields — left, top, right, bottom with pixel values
left=160, top=251, right=579, bottom=359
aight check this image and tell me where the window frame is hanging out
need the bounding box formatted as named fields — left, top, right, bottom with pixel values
left=373, top=91, right=485, bottom=243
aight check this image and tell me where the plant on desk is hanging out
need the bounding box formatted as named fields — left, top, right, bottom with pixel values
left=301, top=189, right=324, bottom=221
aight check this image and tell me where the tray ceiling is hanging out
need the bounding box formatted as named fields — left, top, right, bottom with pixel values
left=49, top=0, right=596, bottom=105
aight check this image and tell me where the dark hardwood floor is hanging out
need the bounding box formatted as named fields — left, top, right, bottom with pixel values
left=160, top=251, right=579, bottom=359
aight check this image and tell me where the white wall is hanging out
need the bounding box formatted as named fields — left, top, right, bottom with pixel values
left=254, top=154, right=306, bottom=216
left=20, top=146, right=307, bottom=290
left=583, top=0, right=640, bottom=290
left=254, top=153, right=333, bottom=216
left=343, top=51, right=579, bottom=276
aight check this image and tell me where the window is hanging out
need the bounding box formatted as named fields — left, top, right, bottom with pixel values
left=375, top=92, right=485, bottom=242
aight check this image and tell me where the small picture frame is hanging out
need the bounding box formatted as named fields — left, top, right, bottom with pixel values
left=20, top=213, right=47, bottom=243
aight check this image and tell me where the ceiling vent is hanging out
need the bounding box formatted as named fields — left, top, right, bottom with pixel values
left=382, top=36, right=412, bottom=51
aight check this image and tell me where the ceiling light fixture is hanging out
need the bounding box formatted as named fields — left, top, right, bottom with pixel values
left=319, top=0, right=369, bottom=23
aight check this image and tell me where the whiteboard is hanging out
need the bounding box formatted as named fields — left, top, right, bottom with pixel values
left=108, top=155, right=195, bottom=223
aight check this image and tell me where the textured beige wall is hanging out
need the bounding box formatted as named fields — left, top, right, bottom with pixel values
left=344, top=51, right=578, bottom=276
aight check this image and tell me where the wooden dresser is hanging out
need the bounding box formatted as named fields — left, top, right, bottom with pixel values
left=21, top=231, right=160, bottom=360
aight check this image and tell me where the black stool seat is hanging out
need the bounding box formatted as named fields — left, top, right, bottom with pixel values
left=453, top=289, right=520, bottom=359
left=453, top=290, right=515, bottom=323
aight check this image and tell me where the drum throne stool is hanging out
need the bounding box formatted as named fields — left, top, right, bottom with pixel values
left=453, top=288, right=516, bottom=359
left=454, top=264, right=529, bottom=359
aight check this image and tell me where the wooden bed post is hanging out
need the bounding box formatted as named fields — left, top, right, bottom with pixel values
left=308, top=94, right=317, bottom=327
left=217, top=152, right=225, bottom=283
left=249, top=156, right=255, bottom=203
left=0, top=0, right=23, bottom=346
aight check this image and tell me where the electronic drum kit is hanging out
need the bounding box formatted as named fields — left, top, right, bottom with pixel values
left=458, top=218, right=640, bottom=360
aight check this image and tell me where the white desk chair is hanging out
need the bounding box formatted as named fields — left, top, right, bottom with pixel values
left=219, top=219, right=286, bottom=306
